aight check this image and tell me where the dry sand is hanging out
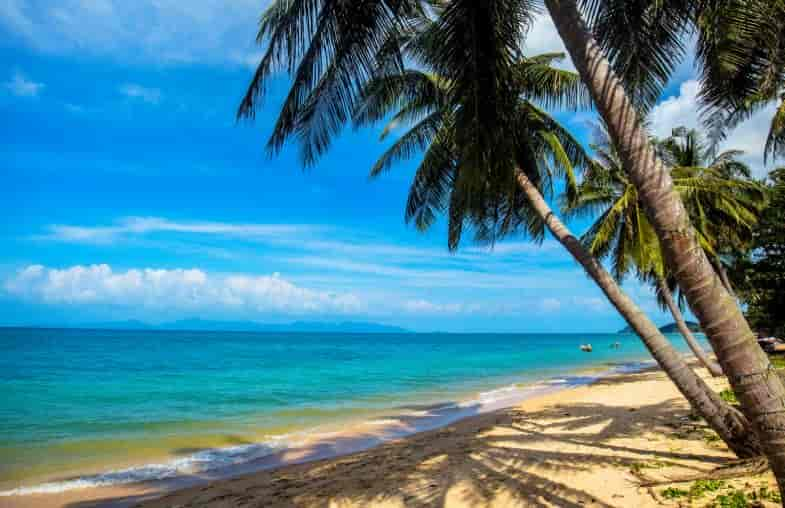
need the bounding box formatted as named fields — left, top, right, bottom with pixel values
left=3, top=365, right=779, bottom=508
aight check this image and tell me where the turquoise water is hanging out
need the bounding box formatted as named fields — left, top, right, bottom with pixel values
left=0, top=327, right=692, bottom=494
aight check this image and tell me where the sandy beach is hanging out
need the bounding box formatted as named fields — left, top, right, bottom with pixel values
left=3, top=362, right=778, bottom=508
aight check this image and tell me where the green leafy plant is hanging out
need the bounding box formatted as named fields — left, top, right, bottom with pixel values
left=720, top=389, right=739, bottom=405
left=689, top=479, right=726, bottom=498
left=661, top=486, right=688, bottom=499
left=713, top=490, right=748, bottom=508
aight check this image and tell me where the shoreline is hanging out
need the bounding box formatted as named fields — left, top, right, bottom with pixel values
left=0, top=359, right=655, bottom=508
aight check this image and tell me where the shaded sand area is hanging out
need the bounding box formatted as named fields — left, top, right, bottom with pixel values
left=4, top=365, right=780, bottom=508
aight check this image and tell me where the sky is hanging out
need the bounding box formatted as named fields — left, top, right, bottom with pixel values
left=0, top=1, right=777, bottom=333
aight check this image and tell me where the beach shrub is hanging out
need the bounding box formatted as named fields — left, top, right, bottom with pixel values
left=690, top=479, right=726, bottom=498
left=713, top=490, right=749, bottom=508
left=661, top=487, right=689, bottom=499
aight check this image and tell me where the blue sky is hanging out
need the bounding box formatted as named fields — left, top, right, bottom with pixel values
left=0, top=1, right=775, bottom=332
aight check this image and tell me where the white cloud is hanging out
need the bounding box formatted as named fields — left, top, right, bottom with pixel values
left=0, top=0, right=264, bottom=66
left=465, top=240, right=561, bottom=256
left=120, top=83, right=162, bottom=104
left=648, top=80, right=702, bottom=139
left=572, top=296, right=609, bottom=313
left=5, top=264, right=364, bottom=315
left=2, top=264, right=508, bottom=318
left=3, top=70, right=44, bottom=97
left=524, top=14, right=573, bottom=70
left=648, top=79, right=777, bottom=176
left=403, top=299, right=470, bottom=315
left=46, top=217, right=315, bottom=244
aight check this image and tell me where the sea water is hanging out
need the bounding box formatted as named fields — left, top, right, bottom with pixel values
left=0, top=327, right=695, bottom=495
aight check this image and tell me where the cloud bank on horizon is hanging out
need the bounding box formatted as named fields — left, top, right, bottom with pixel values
left=0, top=1, right=774, bottom=331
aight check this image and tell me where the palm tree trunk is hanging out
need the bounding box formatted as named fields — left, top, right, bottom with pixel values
left=515, top=170, right=760, bottom=457
left=657, top=279, right=724, bottom=377
left=543, top=0, right=785, bottom=493
left=712, top=257, right=738, bottom=299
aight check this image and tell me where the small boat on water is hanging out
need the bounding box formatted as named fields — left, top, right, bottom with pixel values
left=580, top=344, right=593, bottom=352
left=610, top=342, right=621, bottom=349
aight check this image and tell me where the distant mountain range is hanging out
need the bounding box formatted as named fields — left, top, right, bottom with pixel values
left=58, top=318, right=410, bottom=334
left=618, top=321, right=701, bottom=334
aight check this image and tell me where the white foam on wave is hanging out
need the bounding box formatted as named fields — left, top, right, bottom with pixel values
left=0, top=439, right=288, bottom=496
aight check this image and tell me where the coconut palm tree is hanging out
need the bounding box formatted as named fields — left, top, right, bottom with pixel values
left=696, top=0, right=785, bottom=163
left=566, top=124, right=767, bottom=377
left=545, top=0, right=785, bottom=488
left=657, top=126, right=760, bottom=296
left=356, top=51, right=759, bottom=455
left=238, top=0, right=784, bottom=482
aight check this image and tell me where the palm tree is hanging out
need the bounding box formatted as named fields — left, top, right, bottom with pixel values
left=237, top=1, right=760, bottom=456
left=657, top=127, right=760, bottom=296
left=567, top=125, right=767, bottom=377
left=544, top=0, right=785, bottom=489
left=358, top=57, right=759, bottom=456
left=696, top=0, right=785, bottom=163
left=238, top=0, right=783, bottom=482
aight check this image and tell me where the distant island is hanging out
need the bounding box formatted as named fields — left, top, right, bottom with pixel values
left=618, top=321, right=701, bottom=334
left=16, top=319, right=410, bottom=334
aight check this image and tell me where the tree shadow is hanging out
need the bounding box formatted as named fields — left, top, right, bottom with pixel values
left=71, top=393, right=734, bottom=508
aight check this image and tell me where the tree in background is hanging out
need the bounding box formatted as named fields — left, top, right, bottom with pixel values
left=731, top=168, right=785, bottom=337
left=565, top=124, right=766, bottom=377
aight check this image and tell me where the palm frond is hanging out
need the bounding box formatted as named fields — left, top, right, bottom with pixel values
left=579, top=0, right=695, bottom=110
left=239, top=0, right=427, bottom=165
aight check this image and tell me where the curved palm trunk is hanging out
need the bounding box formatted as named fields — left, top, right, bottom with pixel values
left=658, top=279, right=724, bottom=377
left=515, top=170, right=760, bottom=457
left=543, top=0, right=785, bottom=493
left=713, top=258, right=738, bottom=299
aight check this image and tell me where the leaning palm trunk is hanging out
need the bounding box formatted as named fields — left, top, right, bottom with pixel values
left=515, top=170, right=760, bottom=457
left=657, top=279, right=724, bottom=377
left=713, top=258, right=738, bottom=299
left=544, top=0, right=785, bottom=492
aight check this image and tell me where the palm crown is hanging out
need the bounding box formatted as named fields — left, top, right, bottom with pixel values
left=566, top=124, right=766, bottom=286
left=354, top=48, right=593, bottom=249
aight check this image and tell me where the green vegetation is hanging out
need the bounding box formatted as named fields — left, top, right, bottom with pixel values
left=661, top=486, right=688, bottom=499
left=720, top=389, right=739, bottom=405
left=752, top=485, right=782, bottom=504
left=730, top=168, right=785, bottom=338
left=690, top=479, right=726, bottom=498
left=630, top=460, right=668, bottom=473
left=568, top=124, right=764, bottom=377
left=660, top=480, right=781, bottom=506
left=712, top=490, right=749, bottom=508
left=770, top=356, right=785, bottom=370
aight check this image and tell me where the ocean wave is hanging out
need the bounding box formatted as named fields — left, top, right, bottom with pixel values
left=0, top=440, right=287, bottom=496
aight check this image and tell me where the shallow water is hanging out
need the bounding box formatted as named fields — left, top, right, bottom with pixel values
left=0, top=327, right=693, bottom=494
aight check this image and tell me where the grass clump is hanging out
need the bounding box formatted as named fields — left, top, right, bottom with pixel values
left=712, top=490, right=748, bottom=507
left=719, top=388, right=738, bottom=405
left=630, top=460, right=668, bottom=473
left=689, top=479, right=726, bottom=498
left=661, top=486, right=689, bottom=499
left=751, top=485, right=781, bottom=503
